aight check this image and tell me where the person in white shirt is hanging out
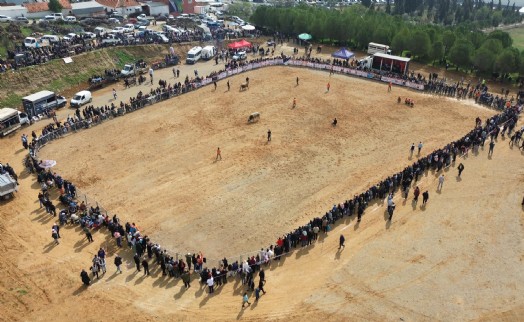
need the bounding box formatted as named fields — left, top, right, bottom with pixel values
left=207, top=276, right=214, bottom=294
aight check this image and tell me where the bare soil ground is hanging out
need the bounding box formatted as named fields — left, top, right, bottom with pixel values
left=0, top=51, right=523, bottom=322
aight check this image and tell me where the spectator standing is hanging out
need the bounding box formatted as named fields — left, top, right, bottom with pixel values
left=422, top=191, right=429, bottom=205
left=114, top=255, right=123, bottom=274
left=437, top=174, right=445, bottom=191
left=83, top=226, right=93, bottom=242
left=142, top=259, right=150, bottom=276
left=457, top=163, right=465, bottom=177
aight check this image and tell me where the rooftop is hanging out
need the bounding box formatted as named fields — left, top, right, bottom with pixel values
left=95, top=0, right=140, bottom=8
left=24, top=0, right=72, bottom=13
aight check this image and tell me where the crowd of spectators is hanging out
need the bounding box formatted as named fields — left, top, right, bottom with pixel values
left=22, top=55, right=522, bottom=292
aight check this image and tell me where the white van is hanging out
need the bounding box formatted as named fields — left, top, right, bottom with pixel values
left=201, top=45, right=216, bottom=60
left=70, top=90, right=92, bottom=108
left=186, top=46, right=202, bottom=64
left=41, top=35, right=60, bottom=43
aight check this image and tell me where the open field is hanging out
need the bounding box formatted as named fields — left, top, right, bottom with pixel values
left=0, top=54, right=523, bottom=321
left=506, top=25, right=524, bottom=51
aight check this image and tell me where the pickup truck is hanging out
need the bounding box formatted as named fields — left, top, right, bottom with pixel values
left=101, top=34, right=122, bottom=45
left=120, top=61, right=147, bottom=77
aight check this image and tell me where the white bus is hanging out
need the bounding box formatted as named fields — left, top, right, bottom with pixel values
left=368, top=42, right=392, bottom=55
left=0, top=108, right=21, bottom=137
left=186, top=46, right=202, bottom=64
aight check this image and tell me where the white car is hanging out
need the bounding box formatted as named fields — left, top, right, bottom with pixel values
left=18, top=111, right=30, bottom=126
left=62, top=33, right=77, bottom=41
left=82, top=32, right=96, bottom=39
left=137, top=14, right=147, bottom=20
left=233, top=51, right=247, bottom=61
left=123, top=24, right=134, bottom=32
left=112, top=26, right=125, bottom=34
left=108, top=17, right=120, bottom=24
left=0, top=15, right=13, bottom=22
left=65, top=16, right=77, bottom=22
left=40, top=15, right=58, bottom=23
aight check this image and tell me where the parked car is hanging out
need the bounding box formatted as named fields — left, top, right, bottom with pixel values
left=94, top=26, right=106, bottom=36
left=81, top=32, right=96, bottom=39
left=112, top=26, right=125, bottom=34
left=41, top=35, right=60, bottom=43
left=0, top=15, right=13, bottom=22
left=18, top=111, right=30, bottom=126
left=40, top=15, right=58, bottom=23
left=137, top=19, right=150, bottom=26
left=232, top=51, right=247, bottom=61
left=137, top=13, right=147, bottom=20
left=107, top=17, right=120, bottom=24
left=14, top=16, right=29, bottom=24
left=65, top=16, right=77, bottom=22
left=51, top=13, right=64, bottom=20
left=101, top=34, right=122, bottom=45
left=62, top=33, right=78, bottom=41
left=123, top=24, right=135, bottom=32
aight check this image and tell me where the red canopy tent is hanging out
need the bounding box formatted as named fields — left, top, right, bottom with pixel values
left=228, top=39, right=252, bottom=49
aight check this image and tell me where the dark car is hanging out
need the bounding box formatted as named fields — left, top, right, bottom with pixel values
left=137, top=19, right=150, bottom=26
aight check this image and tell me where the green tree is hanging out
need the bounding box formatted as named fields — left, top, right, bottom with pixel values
left=448, top=40, right=474, bottom=70
left=372, top=27, right=391, bottom=45
left=48, top=0, right=63, bottom=13
left=408, top=29, right=431, bottom=58
left=473, top=47, right=496, bottom=73
left=391, top=28, right=410, bottom=54
left=491, top=10, right=502, bottom=26
left=487, top=30, right=513, bottom=48
left=494, top=48, right=518, bottom=74
left=442, top=30, right=456, bottom=55
left=480, top=38, right=503, bottom=55
left=228, top=2, right=253, bottom=21
left=429, top=41, right=444, bottom=63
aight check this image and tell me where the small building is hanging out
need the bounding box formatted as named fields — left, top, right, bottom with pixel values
left=182, top=0, right=212, bottom=15
left=95, top=0, right=142, bottom=15
left=71, top=1, right=105, bottom=17
left=0, top=5, right=28, bottom=18
left=23, top=0, right=72, bottom=19
left=371, top=53, right=410, bottom=75
left=140, top=1, right=169, bottom=16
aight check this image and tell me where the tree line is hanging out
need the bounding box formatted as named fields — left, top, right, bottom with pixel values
left=371, top=0, right=523, bottom=28
left=251, top=4, right=524, bottom=77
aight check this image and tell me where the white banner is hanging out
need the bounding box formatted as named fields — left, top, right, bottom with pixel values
left=205, top=59, right=424, bottom=91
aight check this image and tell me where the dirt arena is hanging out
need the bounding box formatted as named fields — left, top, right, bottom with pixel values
left=1, top=62, right=523, bottom=321
left=41, top=67, right=492, bottom=258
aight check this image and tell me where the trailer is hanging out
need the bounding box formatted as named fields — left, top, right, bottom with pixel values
left=0, top=174, right=18, bottom=199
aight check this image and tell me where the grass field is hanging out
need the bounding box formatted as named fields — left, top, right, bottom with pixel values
left=506, top=25, right=524, bottom=51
